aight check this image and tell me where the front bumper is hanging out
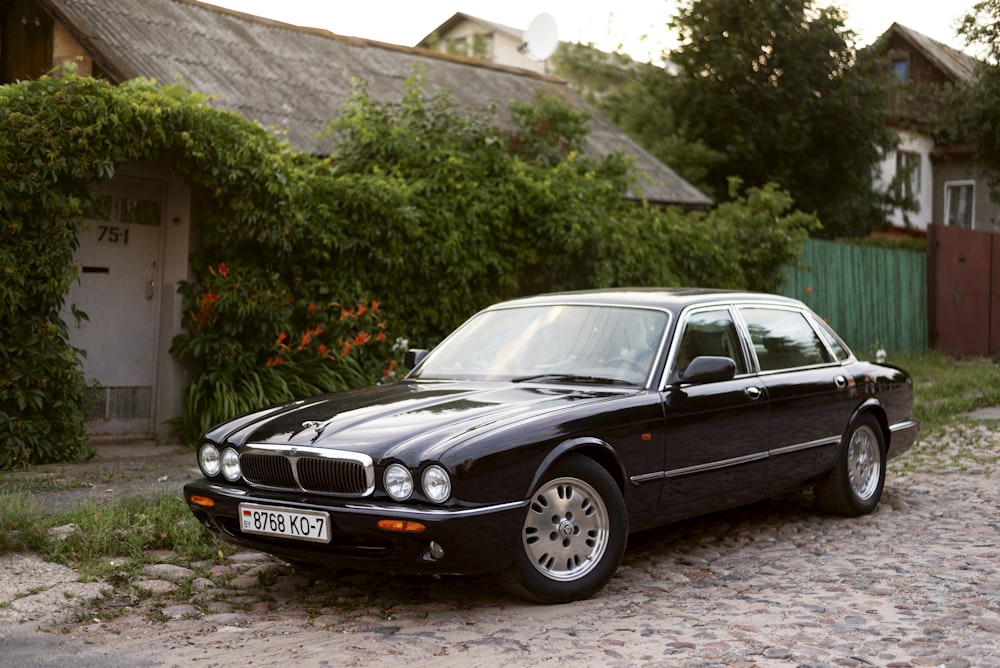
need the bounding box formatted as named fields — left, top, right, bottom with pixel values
left=184, top=478, right=527, bottom=575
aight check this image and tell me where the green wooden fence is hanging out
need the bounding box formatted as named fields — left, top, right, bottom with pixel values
left=780, top=238, right=927, bottom=357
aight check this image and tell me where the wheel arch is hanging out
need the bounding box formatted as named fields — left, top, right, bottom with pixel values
left=528, top=437, right=626, bottom=499
left=847, top=399, right=890, bottom=449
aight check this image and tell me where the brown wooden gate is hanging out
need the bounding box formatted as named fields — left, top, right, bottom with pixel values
left=927, top=224, right=1000, bottom=356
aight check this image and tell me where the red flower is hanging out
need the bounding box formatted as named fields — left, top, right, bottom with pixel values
left=308, top=302, right=318, bottom=312
left=266, top=356, right=283, bottom=367
left=218, top=262, right=229, bottom=278
left=375, top=330, right=386, bottom=342
left=193, top=291, right=220, bottom=329
left=353, top=331, right=371, bottom=346
left=382, top=359, right=397, bottom=378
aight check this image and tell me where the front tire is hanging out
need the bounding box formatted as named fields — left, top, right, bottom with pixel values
left=495, top=456, right=626, bottom=604
left=815, top=414, right=886, bottom=516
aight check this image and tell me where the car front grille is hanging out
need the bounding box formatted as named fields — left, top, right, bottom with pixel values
left=239, top=445, right=374, bottom=497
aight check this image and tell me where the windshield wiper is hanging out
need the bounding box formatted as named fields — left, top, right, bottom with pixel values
left=511, top=373, right=636, bottom=386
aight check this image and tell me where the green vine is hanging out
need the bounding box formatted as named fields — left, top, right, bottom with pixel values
left=1, top=69, right=818, bottom=466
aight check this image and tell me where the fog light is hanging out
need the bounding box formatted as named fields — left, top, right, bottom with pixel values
left=428, top=541, right=444, bottom=560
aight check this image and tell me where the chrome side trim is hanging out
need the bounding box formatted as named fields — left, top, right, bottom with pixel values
left=769, top=436, right=840, bottom=457
left=340, top=499, right=528, bottom=519
left=890, top=419, right=919, bottom=434
left=630, top=451, right=769, bottom=484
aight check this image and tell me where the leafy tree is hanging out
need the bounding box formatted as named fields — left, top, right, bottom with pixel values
left=666, top=0, right=897, bottom=238
left=553, top=42, right=724, bottom=195
left=954, top=0, right=1000, bottom=200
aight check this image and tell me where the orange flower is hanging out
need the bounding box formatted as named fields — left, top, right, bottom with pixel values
left=353, top=331, right=371, bottom=346
left=382, top=359, right=397, bottom=378
left=370, top=300, right=380, bottom=311
left=805, top=286, right=813, bottom=294
left=341, top=340, right=352, bottom=356
left=218, top=262, right=229, bottom=278
left=308, top=302, right=318, bottom=312
left=356, top=304, right=367, bottom=316
left=266, top=356, right=283, bottom=367
left=316, top=343, right=329, bottom=357
left=375, top=330, right=386, bottom=342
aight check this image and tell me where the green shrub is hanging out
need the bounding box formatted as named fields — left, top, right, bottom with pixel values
left=1, top=70, right=819, bottom=462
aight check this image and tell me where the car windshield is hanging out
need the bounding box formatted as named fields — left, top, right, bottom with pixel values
left=410, top=304, right=670, bottom=386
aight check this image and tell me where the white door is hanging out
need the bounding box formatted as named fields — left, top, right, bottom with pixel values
left=64, top=176, right=165, bottom=439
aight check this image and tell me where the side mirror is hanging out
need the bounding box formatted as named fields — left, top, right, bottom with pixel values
left=404, top=348, right=429, bottom=369
left=679, top=355, right=736, bottom=384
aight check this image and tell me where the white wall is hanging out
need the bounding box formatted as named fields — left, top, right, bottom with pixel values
left=879, top=129, right=935, bottom=230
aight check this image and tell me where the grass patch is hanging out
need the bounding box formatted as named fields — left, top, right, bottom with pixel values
left=1, top=490, right=235, bottom=584
left=893, top=351, right=1000, bottom=435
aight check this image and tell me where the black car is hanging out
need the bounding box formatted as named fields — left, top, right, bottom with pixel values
left=185, top=289, right=919, bottom=603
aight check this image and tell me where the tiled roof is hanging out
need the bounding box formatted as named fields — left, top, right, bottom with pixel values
left=42, top=0, right=711, bottom=207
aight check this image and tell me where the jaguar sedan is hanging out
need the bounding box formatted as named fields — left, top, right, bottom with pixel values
left=184, top=289, right=918, bottom=603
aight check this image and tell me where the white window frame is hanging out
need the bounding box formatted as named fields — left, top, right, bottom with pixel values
left=944, top=180, right=976, bottom=230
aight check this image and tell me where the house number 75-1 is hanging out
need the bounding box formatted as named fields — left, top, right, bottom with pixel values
left=97, top=225, right=129, bottom=245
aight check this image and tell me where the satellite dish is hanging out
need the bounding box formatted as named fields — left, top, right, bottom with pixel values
left=520, top=13, right=558, bottom=62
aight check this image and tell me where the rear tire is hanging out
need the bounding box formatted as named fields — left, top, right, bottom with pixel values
left=815, top=414, right=886, bottom=517
left=495, top=456, right=626, bottom=604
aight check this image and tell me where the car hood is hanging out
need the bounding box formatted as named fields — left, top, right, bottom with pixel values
left=206, top=380, right=629, bottom=461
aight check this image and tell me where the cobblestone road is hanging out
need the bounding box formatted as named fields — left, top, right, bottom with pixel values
left=3, top=421, right=1000, bottom=667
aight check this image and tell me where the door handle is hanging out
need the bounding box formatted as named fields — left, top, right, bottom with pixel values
left=744, top=386, right=763, bottom=400
left=834, top=375, right=848, bottom=389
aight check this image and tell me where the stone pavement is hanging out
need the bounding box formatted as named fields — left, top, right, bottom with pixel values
left=4, top=421, right=1000, bottom=666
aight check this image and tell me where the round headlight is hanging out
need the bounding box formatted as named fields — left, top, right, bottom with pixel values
left=221, top=447, right=241, bottom=482
left=384, top=463, right=413, bottom=500
left=199, top=443, right=221, bottom=477
left=422, top=465, right=451, bottom=503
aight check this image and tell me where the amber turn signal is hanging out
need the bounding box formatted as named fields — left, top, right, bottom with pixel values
left=188, top=495, right=215, bottom=508
left=377, top=519, right=426, bottom=533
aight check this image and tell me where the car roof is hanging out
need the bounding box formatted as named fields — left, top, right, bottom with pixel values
left=487, top=288, right=806, bottom=312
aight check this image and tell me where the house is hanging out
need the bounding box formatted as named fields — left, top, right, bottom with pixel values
left=416, top=12, right=551, bottom=75
left=876, top=23, right=1000, bottom=234
left=1, top=0, right=710, bottom=441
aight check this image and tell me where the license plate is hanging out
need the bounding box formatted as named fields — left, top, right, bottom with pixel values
left=239, top=503, right=331, bottom=544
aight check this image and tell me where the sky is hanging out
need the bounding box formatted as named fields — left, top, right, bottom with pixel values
left=206, top=0, right=977, bottom=63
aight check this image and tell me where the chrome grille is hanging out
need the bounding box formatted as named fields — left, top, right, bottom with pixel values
left=241, top=453, right=296, bottom=488
left=239, top=444, right=374, bottom=497
left=297, top=457, right=369, bottom=494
